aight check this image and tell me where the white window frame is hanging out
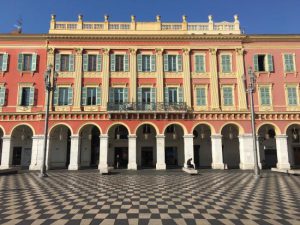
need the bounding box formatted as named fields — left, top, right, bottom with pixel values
left=282, top=53, right=296, bottom=73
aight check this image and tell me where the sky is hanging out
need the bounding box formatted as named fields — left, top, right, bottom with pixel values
left=0, top=0, right=300, bottom=34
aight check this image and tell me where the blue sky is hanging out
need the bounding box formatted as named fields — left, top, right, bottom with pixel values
left=1, top=0, right=299, bottom=34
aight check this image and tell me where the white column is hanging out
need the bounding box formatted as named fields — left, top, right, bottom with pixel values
left=211, top=134, right=224, bottom=169
left=128, top=134, right=137, bottom=170
left=276, top=135, right=291, bottom=170
left=239, top=134, right=255, bottom=170
left=183, top=134, right=194, bottom=168
left=256, top=137, right=262, bottom=169
left=98, top=134, right=109, bottom=173
left=156, top=134, right=166, bottom=170
left=29, top=135, right=45, bottom=170
left=0, top=136, right=12, bottom=169
left=68, top=135, right=80, bottom=170
left=45, top=137, right=50, bottom=169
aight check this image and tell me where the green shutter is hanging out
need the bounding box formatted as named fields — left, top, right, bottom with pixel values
left=137, top=87, right=142, bottom=103
left=137, top=54, right=142, bottom=72
left=81, top=87, right=87, bottom=105
left=123, top=88, right=128, bottom=102
left=195, top=55, right=205, bottom=73
left=223, top=87, right=233, bottom=106
left=267, top=54, right=274, bottom=72
left=151, top=88, right=156, bottom=103
left=55, top=54, right=61, bottom=72
left=96, top=87, right=101, bottom=105
left=109, top=88, right=114, bottom=103
left=177, top=55, right=182, bottom=72
left=164, top=87, right=169, bottom=103
left=68, top=87, right=73, bottom=105
left=31, top=53, right=37, bottom=72
left=287, top=87, right=297, bottom=105
left=151, top=55, right=156, bottom=72
left=53, top=88, right=59, bottom=105
left=163, top=54, right=169, bottom=71
left=260, top=87, right=270, bottom=106
left=83, top=54, right=88, bottom=72
left=124, top=54, right=129, bottom=72
left=69, top=54, right=75, bottom=71
left=253, top=55, right=259, bottom=72
left=17, top=53, right=23, bottom=71
left=29, top=87, right=35, bottom=106
left=110, top=54, right=115, bottom=71
left=96, top=54, right=102, bottom=72
left=2, top=53, right=8, bottom=72
left=196, top=88, right=206, bottom=106
left=222, top=55, right=231, bottom=73
left=284, top=54, right=294, bottom=72
left=178, top=87, right=183, bottom=102
left=0, top=87, right=6, bottom=106
left=18, top=88, right=23, bottom=105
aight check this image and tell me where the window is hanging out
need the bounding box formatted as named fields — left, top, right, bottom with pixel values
left=55, top=54, right=74, bottom=72
left=223, top=87, right=233, bottom=106
left=221, top=55, right=231, bottom=73
left=259, top=87, right=271, bottom=106
left=137, top=55, right=156, bottom=72
left=196, top=87, right=206, bottom=106
left=83, top=54, right=102, bottom=72
left=58, top=88, right=69, bottom=106
left=19, top=87, right=34, bottom=106
left=109, top=88, right=128, bottom=104
left=82, top=87, right=101, bottom=106
left=254, top=54, right=274, bottom=72
left=142, top=55, right=150, bottom=72
left=164, top=87, right=183, bottom=103
left=287, top=87, right=298, bottom=106
left=54, top=87, right=73, bottom=106
left=284, top=54, right=295, bottom=72
left=0, top=87, right=6, bottom=106
left=110, top=54, right=129, bottom=72
left=0, top=53, right=8, bottom=72
left=195, top=55, right=205, bottom=73
left=17, top=53, right=37, bottom=72
left=164, top=54, right=182, bottom=72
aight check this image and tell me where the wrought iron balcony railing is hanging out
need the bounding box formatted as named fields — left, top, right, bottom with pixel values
left=107, top=102, right=189, bottom=112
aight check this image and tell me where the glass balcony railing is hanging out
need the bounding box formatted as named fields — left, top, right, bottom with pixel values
left=107, top=102, right=189, bottom=112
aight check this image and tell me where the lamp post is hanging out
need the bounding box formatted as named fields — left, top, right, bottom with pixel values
left=39, top=64, right=57, bottom=177
left=246, top=67, right=260, bottom=177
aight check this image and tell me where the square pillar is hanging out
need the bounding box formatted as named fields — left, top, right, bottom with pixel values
left=68, top=135, right=81, bottom=170
left=183, top=134, right=194, bottom=168
left=29, top=135, right=45, bottom=170
left=239, top=134, right=255, bottom=170
left=0, top=136, right=12, bottom=169
left=156, top=134, right=166, bottom=170
left=211, top=134, right=224, bottom=169
left=276, top=135, right=291, bottom=170
left=98, top=134, right=109, bottom=173
left=128, top=134, right=137, bottom=170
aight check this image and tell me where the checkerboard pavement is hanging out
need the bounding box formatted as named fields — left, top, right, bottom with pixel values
left=0, top=169, right=299, bottom=225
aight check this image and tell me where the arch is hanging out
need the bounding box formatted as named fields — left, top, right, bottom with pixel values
left=191, top=122, right=215, bottom=134
left=284, top=122, right=300, bottom=134
left=134, top=122, right=159, bottom=135
left=10, top=123, right=36, bottom=136
left=77, top=122, right=102, bottom=135
left=219, top=122, right=244, bottom=134
left=0, top=125, right=6, bottom=136
left=49, top=123, right=74, bottom=136
left=162, top=122, right=187, bottom=135
left=106, top=122, right=131, bottom=134
left=256, top=122, right=281, bottom=135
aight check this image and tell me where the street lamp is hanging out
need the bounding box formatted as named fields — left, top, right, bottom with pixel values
left=245, top=67, right=260, bottom=177
left=39, top=64, right=57, bottom=177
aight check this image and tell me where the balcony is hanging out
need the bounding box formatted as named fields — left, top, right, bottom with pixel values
left=107, top=102, right=189, bottom=112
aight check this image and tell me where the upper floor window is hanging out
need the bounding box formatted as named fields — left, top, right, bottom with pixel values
left=164, top=87, right=183, bottom=103
left=83, top=54, right=102, bottom=72
left=82, top=87, right=101, bottom=106
left=195, top=55, right=205, bottom=73
left=0, top=87, right=6, bottom=106
left=259, top=86, right=271, bottom=106
left=287, top=86, right=298, bottom=106
left=284, top=54, right=295, bottom=72
left=137, top=88, right=156, bottom=104
left=55, top=54, right=75, bottom=72
left=110, top=54, right=129, bottom=72
left=196, top=87, right=206, bottom=106
left=0, top=53, right=8, bottom=72
left=223, top=87, right=233, bottom=106
left=54, top=87, right=73, bottom=106
left=17, top=53, right=37, bottom=72
left=109, top=88, right=128, bottom=104
left=164, top=54, right=182, bottom=72
left=137, top=54, right=156, bottom=72
left=221, top=54, right=232, bottom=73
left=18, top=87, right=35, bottom=106
left=253, top=54, right=274, bottom=72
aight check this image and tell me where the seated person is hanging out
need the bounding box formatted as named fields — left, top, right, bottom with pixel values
left=187, top=158, right=194, bottom=169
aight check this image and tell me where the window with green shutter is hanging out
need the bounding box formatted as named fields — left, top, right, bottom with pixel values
left=58, top=87, right=69, bottom=106
left=82, top=54, right=88, bottom=72
left=68, top=87, right=73, bottom=105
left=221, top=55, right=231, bottom=73
left=223, top=87, right=233, bottom=106
left=31, top=53, right=37, bottom=72
left=124, top=54, right=129, bottom=72
left=196, top=87, right=206, bottom=106
left=287, top=87, right=298, bottom=106
left=110, top=54, right=116, bottom=71
left=96, top=54, right=102, bottom=72
left=195, top=55, right=205, bottom=73
left=0, top=53, right=8, bottom=72
left=60, top=55, right=70, bottom=71
left=177, top=55, right=182, bottom=72
left=20, top=87, right=31, bottom=106
left=69, top=54, right=75, bottom=72
left=86, top=87, right=97, bottom=105
left=150, top=55, right=156, bottom=72
left=267, top=54, right=274, bottom=72
left=284, top=54, right=295, bottom=72
left=29, top=87, right=35, bottom=106
left=96, top=87, right=101, bottom=105
left=260, top=87, right=271, bottom=106
left=55, top=54, right=61, bottom=72
left=81, top=87, right=87, bottom=105
left=17, top=54, right=24, bottom=71
left=0, top=87, right=6, bottom=106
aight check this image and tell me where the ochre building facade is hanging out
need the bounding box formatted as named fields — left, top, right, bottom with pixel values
left=0, top=15, right=299, bottom=172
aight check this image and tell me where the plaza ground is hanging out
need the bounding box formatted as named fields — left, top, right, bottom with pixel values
left=0, top=170, right=299, bottom=225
